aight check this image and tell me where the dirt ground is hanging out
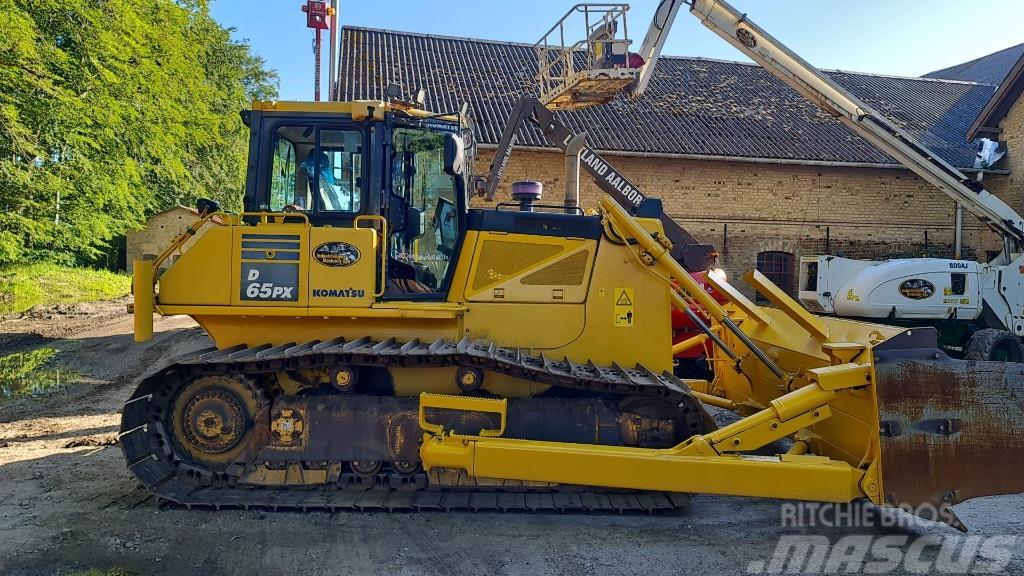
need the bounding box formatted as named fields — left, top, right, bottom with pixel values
left=0, top=301, right=1022, bottom=576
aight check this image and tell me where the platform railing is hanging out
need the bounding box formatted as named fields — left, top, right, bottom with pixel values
left=534, top=4, right=634, bottom=109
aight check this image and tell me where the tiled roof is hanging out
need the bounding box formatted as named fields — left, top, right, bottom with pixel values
left=925, top=44, right=1024, bottom=86
left=339, top=26, right=996, bottom=169
left=968, top=51, right=1024, bottom=141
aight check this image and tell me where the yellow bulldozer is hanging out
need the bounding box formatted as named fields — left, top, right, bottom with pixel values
left=120, top=0, right=1024, bottom=528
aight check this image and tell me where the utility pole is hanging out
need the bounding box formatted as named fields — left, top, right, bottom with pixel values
left=301, top=1, right=334, bottom=101
left=328, top=0, right=339, bottom=100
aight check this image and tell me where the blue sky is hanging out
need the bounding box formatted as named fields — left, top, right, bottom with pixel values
left=211, top=0, right=1024, bottom=101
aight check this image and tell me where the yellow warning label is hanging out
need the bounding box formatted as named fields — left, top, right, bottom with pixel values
left=613, top=287, right=635, bottom=327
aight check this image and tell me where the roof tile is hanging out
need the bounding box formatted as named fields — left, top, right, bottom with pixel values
left=340, top=27, right=995, bottom=169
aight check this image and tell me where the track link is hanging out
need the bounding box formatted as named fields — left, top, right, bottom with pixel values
left=119, top=336, right=706, bottom=512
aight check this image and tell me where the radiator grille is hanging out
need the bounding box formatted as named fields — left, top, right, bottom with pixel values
left=521, top=250, right=590, bottom=286
left=472, top=240, right=563, bottom=291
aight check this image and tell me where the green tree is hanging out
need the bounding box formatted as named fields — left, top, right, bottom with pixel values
left=0, top=0, right=278, bottom=267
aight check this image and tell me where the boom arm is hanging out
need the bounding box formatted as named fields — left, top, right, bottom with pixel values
left=621, top=0, right=1024, bottom=252
left=483, top=96, right=714, bottom=271
left=629, top=0, right=688, bottom=99
left=687, top=0, right=1024, bottom=252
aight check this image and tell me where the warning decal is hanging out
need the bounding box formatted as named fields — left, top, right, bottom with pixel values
left=613, top=287, right=635, bottom=327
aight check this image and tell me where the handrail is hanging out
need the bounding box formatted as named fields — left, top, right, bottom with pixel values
left=495, top=203, right=586, bottom=214
left=242, top=210, right=310, bottom=225
left=532, top=4, right=629, bottom=48
left=533, top=3, right=631, bottom=108
left=355, top=215, right=388, bottom=297
left=151, top=210, right=311, bottom=285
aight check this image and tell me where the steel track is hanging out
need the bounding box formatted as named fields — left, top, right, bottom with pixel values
left=119, top=336, right=705, bottom=512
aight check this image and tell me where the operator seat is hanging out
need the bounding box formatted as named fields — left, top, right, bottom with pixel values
left=386, top=258, right=433, bottom=295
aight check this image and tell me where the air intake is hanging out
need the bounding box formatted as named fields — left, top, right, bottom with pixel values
left=510, top=181, right=543, bottom=212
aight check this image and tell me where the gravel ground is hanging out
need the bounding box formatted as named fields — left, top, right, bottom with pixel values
left=0, top=301, right=1021, bottom=576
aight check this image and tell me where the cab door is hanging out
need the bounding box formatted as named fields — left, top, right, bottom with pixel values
left=382, top=122, right=465, bottom=300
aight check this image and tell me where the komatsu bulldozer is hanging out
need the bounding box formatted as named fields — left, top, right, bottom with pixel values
left=120, top=0, right=1024, bottom=528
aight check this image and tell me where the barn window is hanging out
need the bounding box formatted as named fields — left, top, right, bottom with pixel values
left=756, top=251, right=795, bottom=302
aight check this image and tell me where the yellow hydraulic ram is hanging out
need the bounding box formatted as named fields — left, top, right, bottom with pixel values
left=601, top=196, right=789, bottom=381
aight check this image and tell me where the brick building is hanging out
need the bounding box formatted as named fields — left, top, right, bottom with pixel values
left=339, top=27, right=1019, bottom=297
left=968, top=51, right=1024, bottom=216
left=125, top=206, right=216, bottom=273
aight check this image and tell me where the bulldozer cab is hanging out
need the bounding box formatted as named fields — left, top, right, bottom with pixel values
left=241, top=101, right=468, bottom=300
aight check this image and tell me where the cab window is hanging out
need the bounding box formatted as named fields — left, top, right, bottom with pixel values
left=268, top=126, right=363, bottom=213
left=387, top=127, right=459, bottom=295
left=269, top=136, right=302, bottom=211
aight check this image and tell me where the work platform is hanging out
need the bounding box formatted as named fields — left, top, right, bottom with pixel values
left=535, top=4, right=642, bottom=110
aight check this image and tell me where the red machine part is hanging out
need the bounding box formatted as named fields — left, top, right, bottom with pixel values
left=672, top=270, right=728, bottom=360
left=302, top=1, right=331, bottom=30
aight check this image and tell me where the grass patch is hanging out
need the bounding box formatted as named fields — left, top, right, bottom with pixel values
left=0, top=263, right=130, bottom=314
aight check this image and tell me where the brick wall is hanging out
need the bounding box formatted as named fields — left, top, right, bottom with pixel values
left=474, top=148, right=1004, bottom=298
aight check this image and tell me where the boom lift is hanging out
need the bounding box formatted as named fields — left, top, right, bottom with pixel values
left=120, top=1, right=1024, bottom=527
left=673, top=5, right=1024, bottom=358
left=534, top=2, right=687, bottom=110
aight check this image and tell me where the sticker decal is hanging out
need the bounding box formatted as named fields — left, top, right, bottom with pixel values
left=241, top=263, right=299, bottom=301
left=898, top=278, right=935, bottom=300
left=613, top=287, right=634, bottom=327
left=313, top=242, right=360, bottom=267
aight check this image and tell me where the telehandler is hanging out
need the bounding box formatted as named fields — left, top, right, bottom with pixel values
left=120, top=0, right=1024, bottom=528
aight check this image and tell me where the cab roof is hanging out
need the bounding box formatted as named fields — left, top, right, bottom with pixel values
left=250, top=100, right=462, bottom=123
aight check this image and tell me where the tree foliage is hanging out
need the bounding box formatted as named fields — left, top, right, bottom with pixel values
left=0, top=0, right=278, bottom=266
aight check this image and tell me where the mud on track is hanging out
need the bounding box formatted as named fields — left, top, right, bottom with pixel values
left=0, top=300, right=1022, bottom=575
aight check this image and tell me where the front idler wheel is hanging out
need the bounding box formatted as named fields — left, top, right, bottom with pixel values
left=617, top=396, right=704, bottom=447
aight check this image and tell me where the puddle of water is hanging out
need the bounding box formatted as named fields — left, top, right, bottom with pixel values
left=0, top=348, right=76, bottom=399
